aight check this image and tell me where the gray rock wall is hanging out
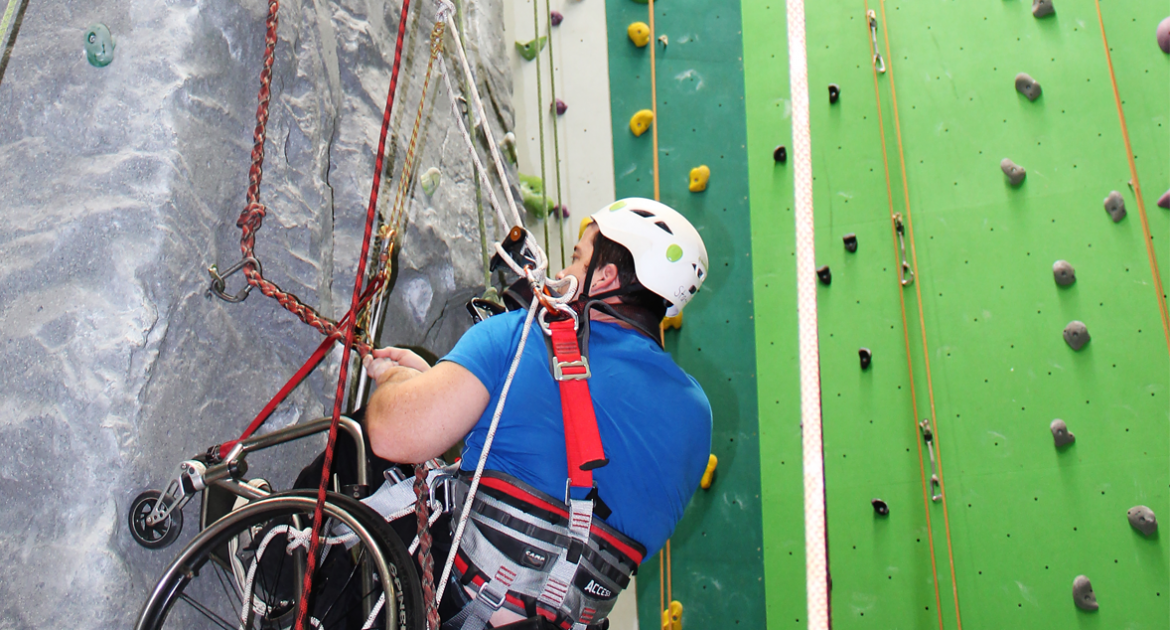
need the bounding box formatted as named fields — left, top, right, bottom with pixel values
left=0, top=0, right=512, bottom=625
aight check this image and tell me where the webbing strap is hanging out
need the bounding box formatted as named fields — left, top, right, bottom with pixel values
left=547, top=318, right=606, bottom=489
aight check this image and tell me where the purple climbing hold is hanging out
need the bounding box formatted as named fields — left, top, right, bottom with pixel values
left=1158, top=17, right=1170, bottom=54
left=551, top=10, right=564, bottom=26
left=1158, top=189, right=1170, bottom=209
left=556, top=204, right=570, bottom=219
left=551, top=99, right=567, bottom=116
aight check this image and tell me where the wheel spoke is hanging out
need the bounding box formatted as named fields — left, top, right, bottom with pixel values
left=316, top=546, right=366, bottom=624
left=178, top=592, right=238, bottom=630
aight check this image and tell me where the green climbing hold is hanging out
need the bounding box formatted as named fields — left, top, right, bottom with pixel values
left=609, top=200, right=627, bottom=211
left=84, top=24, right=116, bottom=68
left=420, top=167, right=441, bottom=196
left=515, top=37, right=547, bottom=62
left=666, top=244, right=683, bottom=262
left=519, top=173, right=555, bottom=218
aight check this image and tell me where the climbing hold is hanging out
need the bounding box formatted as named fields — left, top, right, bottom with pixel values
left=629, top=109, right=654, bottom=137
left=859, top=348, right=872, bottom=370
left=816, top=265, right=832, bottom=285
left=1158, top=189, right=1170, bottom=209
left=828, top=84, right=841, bottom=104
left=84, top=24, right=116, bottom=68
left=1103, top=191, right=1126, bottom=222
left=420, top=167, right=441, bottom=196
left=551, top=99, right=567, bottom=116
left=1127, top=506, right=1158, bottom=536
left=1063, top=321, right=1090, bottom=351
left=661, top=601, right=683, bottom=630
left=661, top=311, right=683, bottom=331
left=578, top=217, right=593, bottom=238
left=688, top=165, right=710, bottom=193
left=1050, top=419, right=1075, bottom=447
left=518, top=174, right=554, bottom=218
left=1073, top=575, right=1098, bottom=612
left=773, top=145, right=787, bottom=163
left=553, top=204, right=570, bottom=219
left=515, top=37, right=547, bottom=62
left=1015, top=73, right=1042, bottom=101
left=628, top=22, right=650, bottom=47
left=1158, top=17, right=1170, bottom=54
left=1001, top=158, right=1027, bottom=186
left=550, top=11, right=564, bottom=26
left=1032, top=0, right=1055, bottom=18
left=658, top=35, right=669, bottom=48
left=872, top=499, right=890, bottom=516
left=501, top=132, right=517, bottom=164
left=843, top=233, right=858, bottom=253
left=700, top=454, right=718, bottom=489
left=1053, top=260, right=1076, bottom=286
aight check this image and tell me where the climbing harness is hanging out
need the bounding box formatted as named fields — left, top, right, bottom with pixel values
left=782, top=1, right=830, bottom=628
left=864, top=2, right=962, bottom=627
left=1090, top=0, right=1170, bottom=353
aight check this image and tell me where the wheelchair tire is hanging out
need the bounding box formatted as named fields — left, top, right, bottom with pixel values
left=129, top=489, right=183, bottom=550
left=134, top=490, right=425, bottom=630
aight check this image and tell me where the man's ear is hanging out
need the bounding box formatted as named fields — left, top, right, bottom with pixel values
left=589, top=263, right=621, bottom=295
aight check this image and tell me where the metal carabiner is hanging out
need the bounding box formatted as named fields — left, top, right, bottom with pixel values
left=893, top=213, right=914, bottom=287
left=868, top=10, right=886, bottom=74
left=207, top=256, right=261, bottom=303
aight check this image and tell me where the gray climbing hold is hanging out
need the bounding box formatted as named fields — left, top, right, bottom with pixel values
left=1128, top=505, right=1158, bottom=536
left=1157, top=189, right=1170, bottom=209
left=1032, top=0, right=1055, bottom=18
left=1063, top=321, right=1090, bottom=350
left=1158, top=17, right=1170, bottom=54
left=1050, top=419, right=1075, bottom=447
left=1015, top=73, right=1042, bottom=101
left=1104, top=190, right=1126, bottom=222
left=420, top=167, right=441, bottom=196
left=1053, top=260, right=1076, bottom=286
left=1073, top=575, right=1098, bottom=611
left=1001, top=158, right=1027, bottom=186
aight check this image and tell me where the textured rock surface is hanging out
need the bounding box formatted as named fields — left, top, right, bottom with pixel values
left=0, top=0, right=512, bottom=625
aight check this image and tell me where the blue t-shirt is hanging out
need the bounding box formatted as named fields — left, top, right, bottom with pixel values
left=441, top=309, right=712, bottom=558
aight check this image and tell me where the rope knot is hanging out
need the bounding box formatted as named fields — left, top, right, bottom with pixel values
left=237, top=202, right=268, bottom=231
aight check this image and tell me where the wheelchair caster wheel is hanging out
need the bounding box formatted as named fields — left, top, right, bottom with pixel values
left=129, top=489, right=183, bottom=549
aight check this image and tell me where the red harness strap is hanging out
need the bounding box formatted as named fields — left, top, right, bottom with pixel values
left=547, top=318, right=607, bottom=489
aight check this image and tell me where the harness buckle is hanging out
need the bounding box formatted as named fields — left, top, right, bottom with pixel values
left=553, top=357, right=591, bottom=381
left=476, top=581, right=508, bottom=611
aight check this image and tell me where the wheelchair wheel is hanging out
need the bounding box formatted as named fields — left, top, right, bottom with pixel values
left=134, top=491, right=425, bottom=630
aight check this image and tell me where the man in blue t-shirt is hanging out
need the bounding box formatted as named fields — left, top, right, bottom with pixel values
left=362, top=198, right=712, bottom=627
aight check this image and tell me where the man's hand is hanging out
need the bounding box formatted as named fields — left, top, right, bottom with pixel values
left=364, top=347, right=431, bottom=384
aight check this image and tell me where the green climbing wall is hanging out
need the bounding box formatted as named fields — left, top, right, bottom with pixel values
left=744, top=0, right=1170, bottom=628
left=603, top=1, right=768, bottom=629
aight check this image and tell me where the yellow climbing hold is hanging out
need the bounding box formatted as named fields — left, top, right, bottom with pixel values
left=661, top=311, right=683, bottom=332
left=578, top=217, right=593, bottom=238
left=700, top=453, right=717, bottom=489
left=628, top=21, right=650, bottom=47
left=688, top=165, right=710, bottom=192
left=661, top=600, right=683, bottom=630
left=629, top=109, right=654, bottom=137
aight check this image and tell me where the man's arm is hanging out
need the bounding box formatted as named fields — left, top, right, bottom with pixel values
left=363, top=347, right=491, bottom=463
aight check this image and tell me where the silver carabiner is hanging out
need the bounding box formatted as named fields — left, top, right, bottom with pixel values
left=207, top=256, right=261, bottom=303
left=868, top=10, right=886, bottom=74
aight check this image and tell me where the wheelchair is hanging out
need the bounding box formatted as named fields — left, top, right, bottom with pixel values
left=128, top=415, right=430, bottom=630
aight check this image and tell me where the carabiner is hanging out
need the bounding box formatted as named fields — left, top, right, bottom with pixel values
left=868, top=10, right=886, bottom=74
left=207, top=256, right=261, bottom=303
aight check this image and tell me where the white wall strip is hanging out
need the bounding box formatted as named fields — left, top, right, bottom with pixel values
left=784, top=0, right=830, bottom=628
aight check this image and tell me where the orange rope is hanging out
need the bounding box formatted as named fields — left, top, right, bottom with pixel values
left=863, top=4, right=944, bottom=628
left=1092, top=0, right=1170, bottom=354
left=878, top=2, right=963, bottom=626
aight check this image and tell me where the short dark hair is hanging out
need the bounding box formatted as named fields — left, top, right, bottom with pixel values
left=590, top=231, right=669, bottom=321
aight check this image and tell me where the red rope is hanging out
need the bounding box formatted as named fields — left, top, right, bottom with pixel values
left=293, top=0, right=415, bottom=626
left=415, top=464, right=441, bottom=629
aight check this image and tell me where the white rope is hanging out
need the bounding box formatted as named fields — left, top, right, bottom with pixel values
left=785, top=0, right=829, bottom=628
left=237, top=524, right=356, bottom=630
left=361, top=593, right=386, bottom=630
left=444, top=11, right=525, bottom=228
left=438, top=54, right=513, bottom=234
left=434, top=295, right=539, bottom=605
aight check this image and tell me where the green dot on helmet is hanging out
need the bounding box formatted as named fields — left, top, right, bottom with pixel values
left=608, top=200, right=627, bottom=211
left=666, top=244, right=683, bottom=262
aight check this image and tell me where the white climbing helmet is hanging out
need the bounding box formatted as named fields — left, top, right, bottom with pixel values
left=588, top=198, right=709, bottom=317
